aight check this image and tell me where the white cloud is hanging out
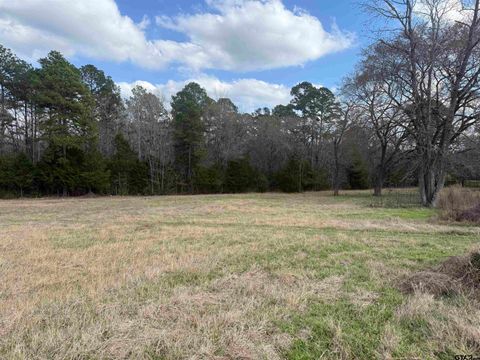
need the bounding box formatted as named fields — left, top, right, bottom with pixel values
left=0, top=0, right=150, bottom=64
left=156, top=0, right=355, bottom=71
left=0, top=0, right=354, bottom=71
left=414, top=0, right=467, bottom=23
left=118, top=75, right=291, bottom=112
left=138, top=15, right=151, bottom=31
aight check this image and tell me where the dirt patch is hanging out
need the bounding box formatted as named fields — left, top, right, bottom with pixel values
left=398, top=250, right=480, bottom=298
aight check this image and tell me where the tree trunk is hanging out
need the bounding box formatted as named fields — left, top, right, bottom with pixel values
left=24, top=101, right=29, bottom=157
left=333, top=142, right=340, bottom=196
left=0, top=83, right=5, bottom=155
left=333, top=187, right=340, bottom=196
left=373, top=169, right=384, bottom=197
left=188, top=145, right=193, bottom=194
left=161, top=162, right=165, bottom=194
left=298, top=161, right=303, bottom=193
left=418, top=163, right=445, bottom=207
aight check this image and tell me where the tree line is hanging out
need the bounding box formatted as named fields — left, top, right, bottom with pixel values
left=0, top=0, right=479, bottom=206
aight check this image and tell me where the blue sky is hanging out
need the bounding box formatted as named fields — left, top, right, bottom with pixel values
left=110, top=0, right=369, bottom=86
left=0, top=0, right=373, bottom=111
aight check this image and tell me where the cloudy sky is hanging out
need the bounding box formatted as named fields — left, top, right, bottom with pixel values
left=0, top=0, right=371, bottom=112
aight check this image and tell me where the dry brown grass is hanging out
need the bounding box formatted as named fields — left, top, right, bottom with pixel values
left=396, top=292, right=480, bottom=356
left=437, top=185, right=480, bottom=221
left=398, top=271, right=462, bottom=297
left=3, top=269, right=345, bottom=359
left=398, top=249, right=480, bottom=300
left=376, top=323, right=401, bottom=360
left=0, top=192, right=479, bottom=359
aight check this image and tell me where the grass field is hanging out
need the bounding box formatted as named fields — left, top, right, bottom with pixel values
left=1, top=191, right=479, bottom=359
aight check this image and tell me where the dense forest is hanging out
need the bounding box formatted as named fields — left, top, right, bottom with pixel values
left=0, top=0, right=479, bottom=206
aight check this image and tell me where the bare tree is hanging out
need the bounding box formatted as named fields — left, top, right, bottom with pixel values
left=126, top=86, right=172, bottom=194
left=365, top=0, right=480, bottom=206
left=248, top=114, right=291, bottom=176
left=331, top=102, right=354, bottom=196
left=343, top=67, right=408, bottom=196
left=204, top=98, right=250, bottom=166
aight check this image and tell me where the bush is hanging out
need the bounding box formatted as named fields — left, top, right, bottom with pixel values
left=347, top=152, right=370, bottom=190
left=276, top=158, right=303, bottom=193
left=194, top=164, right=224, bottom=193
left=275, top=157, right=326, bottom=193
left=471, top=251, right=480, bottom=271
left=310, top=169, right=330, bottom=191
left=224, top=158, right=256, bottom=193
left=456, top=204, right=480, bottom=223
left=109, top=134, right=148, bottom=195
left=0, top=153, right=34, bottom=197
left=254, top=172, right=269, bottom=193
left=437, top=185, right=480, bottom=221
left=81, top=150, right=110, bottom=194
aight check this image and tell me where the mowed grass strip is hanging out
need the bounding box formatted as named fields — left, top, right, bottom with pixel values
left=0, top=191, right=479, bottom=359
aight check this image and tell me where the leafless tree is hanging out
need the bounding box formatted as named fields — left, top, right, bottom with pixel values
left=331, top=102, right=355, bottom=196
left=126, top=86, right=172, bottom=194
left=204, top=98, right=250, bottom=166
left=364, top=0, right=480, bottom=206
left=343, top=67, right=409, bottom=195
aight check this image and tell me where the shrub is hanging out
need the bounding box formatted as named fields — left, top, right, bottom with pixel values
left=108, top=134, right=149, bottom=195
left=0, top=153, right=34, bottom=197
left=276, top=158, right=303, bottom=193
left=224, top=158, right=255, bottom=193
left=436, top=185, right=480, bottom=221
left=253, top=172, right=269, bottom=193
left=194, top=164, right=224, bottom=193
left=347, top=151, right=370, bottom=190
left=275, top=157, right=326, bottom=193
left=457, top=204, right=480, bottom=223
left=310, top=169, right=330, bottom=191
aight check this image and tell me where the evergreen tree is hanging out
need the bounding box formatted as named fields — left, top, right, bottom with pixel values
left=272, top=104, right=296, bottom=117
left=224, top=158, right=256, bottom=193
left=81, top=149, right=110, bottom=194
left=347, top=150, right=370, bottom=190
left=276, top=157, right=309, bottom=193
left=0, top=153, right=34, bottom=197
left=36, top=51, right=99, bottom=195
left=171, top=82, right=212, bottom=193
left=80, top=64, right=123, bottom=157
left=194, top=164, right=224, bottom=194
left=109, top=133, right=148, bottom=195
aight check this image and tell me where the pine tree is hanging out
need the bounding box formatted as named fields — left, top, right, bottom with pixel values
left=171, top=83, right=212, bottom=193
left=36, top=51, right=100, bottom=195
left=347, top=150, right=370, bottom=190
left=224, top=158, right=256, bottom=193
left=109, top=133, right=148, bottom=195
left=80, top=64, right=123, bottom=157
left=0, top=153, right=34, bottom=197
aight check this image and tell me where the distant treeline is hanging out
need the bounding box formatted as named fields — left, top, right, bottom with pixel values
left=0, top=45, right=371, bottom=198
left=1, top=37, right=479, bottom=201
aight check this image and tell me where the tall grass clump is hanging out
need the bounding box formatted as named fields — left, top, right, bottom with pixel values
left=437, top=185, right=480, bottom=222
